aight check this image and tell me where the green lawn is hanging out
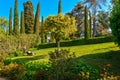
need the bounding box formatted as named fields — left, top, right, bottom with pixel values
left=11, top=42, right=120, bottom=75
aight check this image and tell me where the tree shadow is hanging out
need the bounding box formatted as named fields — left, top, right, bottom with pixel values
left=94, top=46, right=116, bottom=51
left=76, top=50, right=120, bottom=76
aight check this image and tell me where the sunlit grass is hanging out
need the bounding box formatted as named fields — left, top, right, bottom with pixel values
left=12, top=42, right=118, bottom=60
left=11, top=42, right=120, bottom=75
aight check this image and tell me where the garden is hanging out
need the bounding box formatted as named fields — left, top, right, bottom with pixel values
left=0, top=0, right=120, bottom=80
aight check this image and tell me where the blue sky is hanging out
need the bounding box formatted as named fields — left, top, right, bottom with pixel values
left=0, top=0, right=81, bottom=20
left=0, top=0, right=111, bottom=20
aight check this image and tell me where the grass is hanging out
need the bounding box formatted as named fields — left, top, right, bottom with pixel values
left=10, top=42, right=120, bottom=76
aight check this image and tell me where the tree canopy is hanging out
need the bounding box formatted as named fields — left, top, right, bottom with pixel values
left=110, top=2, right=120, bottom=46
left=13, top=0, right=19, bottom=35
left=45, top=13, right=76, bottom=50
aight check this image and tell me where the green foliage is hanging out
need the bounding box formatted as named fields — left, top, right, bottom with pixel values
left=0, top=52, right=6, bottom=68
left=34, top=2, right=40, bottom=35
left=34, top=69, right=49, bottom=80
left=4, top=58, right=12, bottom=65
left=0, top=63, right=25, bottom=80
left=25, top=61, right=51, bottom=71
left=0, top=34, right=39, bottom=54
left=84, top=6, right=90, bottom=40
left=110, top=2, right=120, bottom=47
left=47, top=49, right=98, bottom=80
left=20, top=11, right=25, bottom=34
left=9, top=7, right=13, bottom=35
left=45, top=13, right=76, bottom=49
left=89, top=11, right=92, bottom=38
left=0, top=17, right=9, bottom=31
left=10, top=51, right=23, bottom=57
left=58, top=0, right=62, bottom=14
left=41, top=16, right=46, bottom=43
left=24, top=0, right=34, bottom=34
left=13, top=0, right=19, bottom=35
left=23, top=61, right=51, bottom=80
left=37, top=36, right=113, bottom=49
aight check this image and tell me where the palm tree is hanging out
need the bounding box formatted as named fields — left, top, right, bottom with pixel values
left=83, top=0, right=107, bottom=36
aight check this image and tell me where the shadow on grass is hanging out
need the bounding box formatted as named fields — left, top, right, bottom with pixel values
left=76, top=50, right=120, bottom=76
left=11, top=55, right=47, bottom=65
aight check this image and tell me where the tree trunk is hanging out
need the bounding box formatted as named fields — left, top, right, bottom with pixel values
left=56, top=39, right=60, bottom=51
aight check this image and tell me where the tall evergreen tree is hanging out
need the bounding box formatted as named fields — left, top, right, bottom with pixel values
left=58, top=0, right=62, bottom=14
left=13, top=0, right=19, bottom=35
left=84, top=6, right=89, bottom=40
left=9, top=8, right=12, bottom=35
left=34, top=2, right=40, bottom=35
left=41, top=16, right=45, bottom=43
left=24, top=0, right=34, bottom=34
left=20, top=11, right=25, bottom=34
left=89, top=11, right=92, bottom=38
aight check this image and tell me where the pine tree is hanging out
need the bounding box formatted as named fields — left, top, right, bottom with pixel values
left=9, top=8, right=12, bottom=35
left=89, top=11, right=92, bottom=38
left=58, top=0, right=62, bottom=14
left=34, top=2, right=40, bottom=35
left=24, top=0, right=34, bottom=34
left=84, top=6, right=89, bottom=40
left=13, top=0, right=19, bottom=35
left=20, top=11, right=25, bottom=34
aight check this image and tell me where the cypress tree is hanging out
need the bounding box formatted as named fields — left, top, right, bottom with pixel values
left=58, top=0, right=62, bottom=14
left=24, top=0, right=34, bottom=34
left=20, top=11, right=25, bottom=34
left=13, top=0, right=19, bottom=35
left=89, top=11, right=92, bottom=38
left=9, top=8, right=12, bottom=35
left=84, top=6, right=89, bottom=40
left=41, top=16, right=45, bottom=43
left=34, top=2, right=40, bottom=35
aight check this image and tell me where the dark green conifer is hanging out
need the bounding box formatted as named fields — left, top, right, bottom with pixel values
left=84, top=6, right=89, bottom=40
left=58, top=0, right=62, bottom=14
left=24, top=0, right=34, bottom=34
left=20, top=11, right=25, bottom=34
left=13, top=0, right=19, bottom=35
left=89, top=11, right=92, bottom=38
left=34, top=2, right=40, bottom=35
left=9, top=8, right=12, bottom=35
left=41, top=16, right=45, bottom=43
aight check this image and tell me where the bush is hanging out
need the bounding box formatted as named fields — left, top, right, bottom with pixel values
left=0, top=34, right=39, bottom=54
left=22, top=61, right=51, bottom=80
left=36, top=36, right=113, bottom=49
left=8, top=51, right=23, bottom=57
left=34, top=69, right=49, bottom=80
left=0, top=52, right=6, bottom=68
left=4, top=58, right=12, bottom=65
left=47, top=49, right=98, bottom=80
left=0, top=63, right=25, bottom=80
